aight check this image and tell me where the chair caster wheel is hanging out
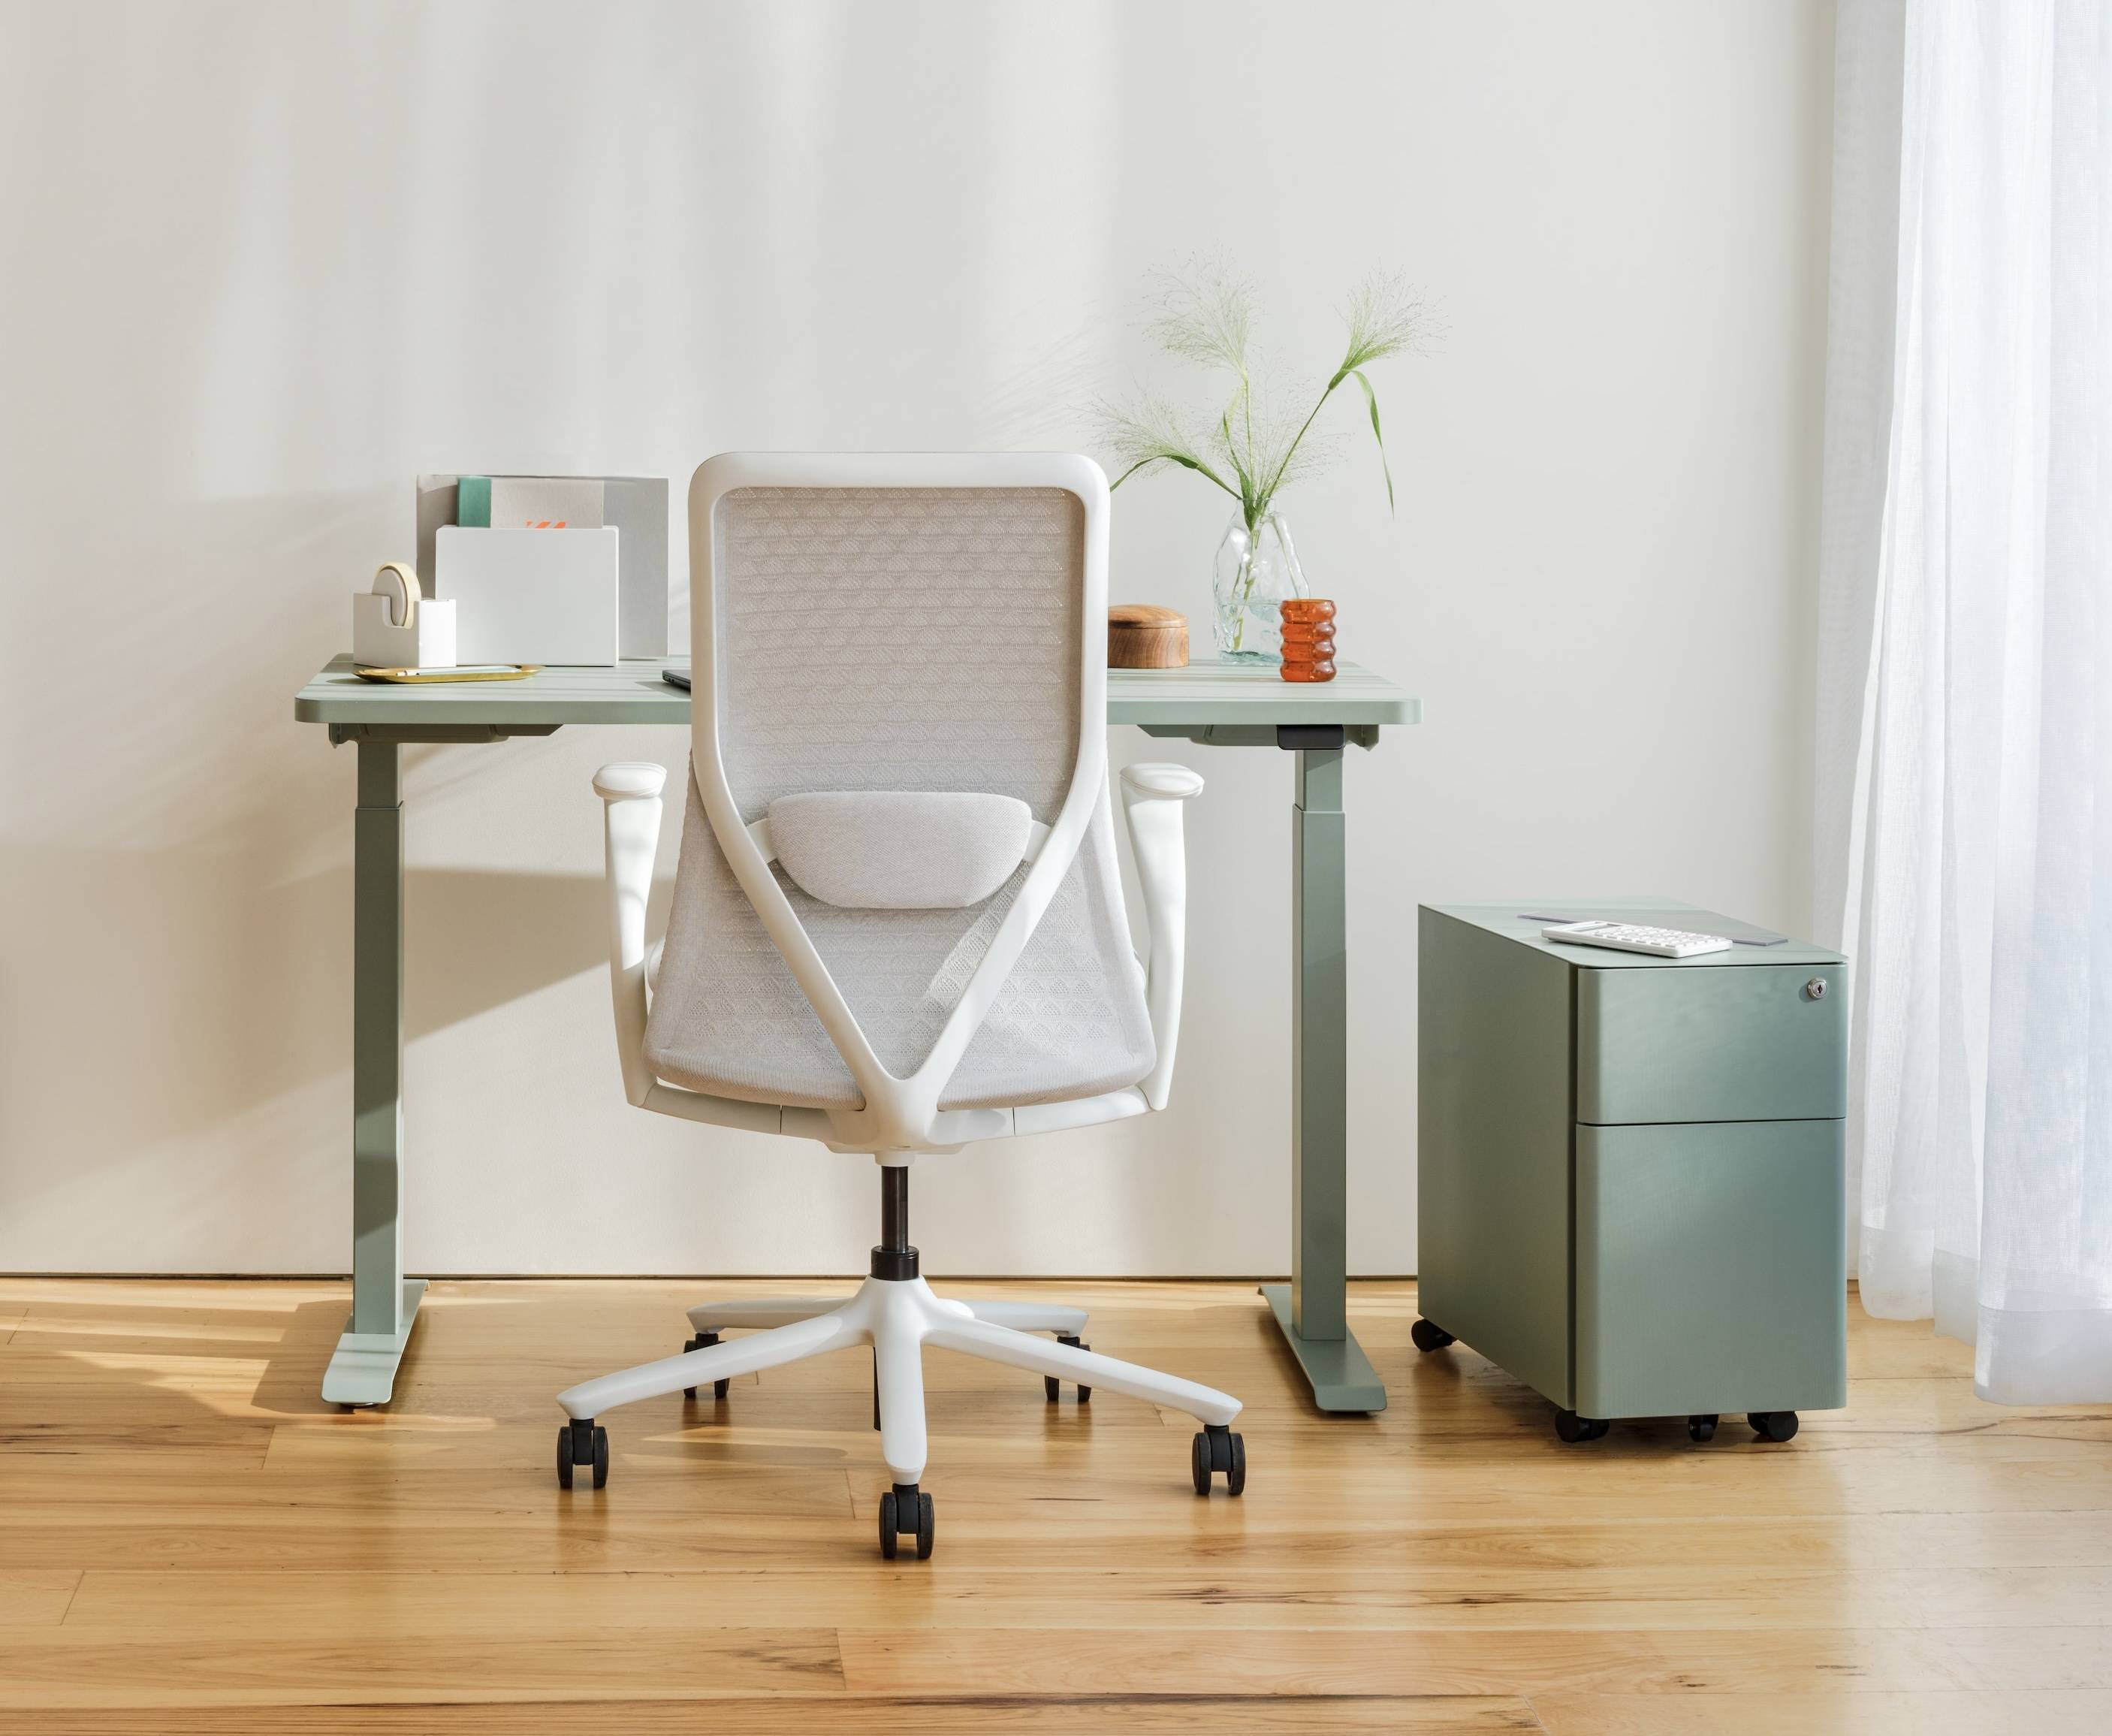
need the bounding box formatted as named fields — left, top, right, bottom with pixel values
left=1411, top=1318, right=1456, bottom=1354
left=556, top=1419, right=608, bottom=1489
left=681, top=1332, right=728, bottom=1402
left=1748, top=1411, right=1800, bottom=1442
left=1044, top=1334, right=1092, bottom=1402
left=1190, top=1424, right=1246, bottom=1496
left=1688, top=1414, right=1718, bottom=1443
left=878, top=1484, right=935, bottom=1559
left=1555, top=1409, right=1610, bottom=1443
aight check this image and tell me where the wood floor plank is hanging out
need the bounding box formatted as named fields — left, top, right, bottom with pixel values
left=0, top=1632, right=846, bottom=1709
left=1530, top=1689, right=2112, bottom=1735
left=0, top=1571, right=80, bottom=1627
left=2, top=1419, right=273, bottom=1471
left=2, top=1276, right=2107, bottom=1721
left=836, top=1626, right=1676, bottom=1696
left=11, top=1507, right=2104, bottom=1577
left=837, top=1623, right=2112, bottom=1698
left=58, top=1562, right=2112, bottom=1633
left=6, top=1695, right=1540, bottom=1732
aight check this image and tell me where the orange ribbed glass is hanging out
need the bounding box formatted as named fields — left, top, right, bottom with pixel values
left=1279, top=598, right=1338, bottom=682
left=1281, top=657, right=1338, bottom=682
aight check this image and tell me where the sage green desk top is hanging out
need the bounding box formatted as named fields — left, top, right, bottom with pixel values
left=294, top=654, right=1420, bottom=735
left=294, top=648, right=1418, bottom=1415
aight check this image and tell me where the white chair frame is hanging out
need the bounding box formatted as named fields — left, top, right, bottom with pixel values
left=557, top=454, right=1243, bottom=1553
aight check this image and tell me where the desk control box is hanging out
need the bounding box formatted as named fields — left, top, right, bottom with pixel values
left=1416, top=901, right=1848, bottom=1445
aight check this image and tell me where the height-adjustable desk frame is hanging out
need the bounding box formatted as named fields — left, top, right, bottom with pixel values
left=294, top=654, right=1418, bottom=1413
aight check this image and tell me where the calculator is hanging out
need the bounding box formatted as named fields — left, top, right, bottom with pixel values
left=1540, top=919, right=1733, bottom=958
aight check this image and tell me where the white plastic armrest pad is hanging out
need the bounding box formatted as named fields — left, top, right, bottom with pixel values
left=596, top=762, right=668, bottom=802
left=765, top=790, right=1035, bottom=909
left=1121, top=762, right=1205, bottom=801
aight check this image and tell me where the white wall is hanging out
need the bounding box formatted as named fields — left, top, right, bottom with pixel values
left=0, top=1, right=1833, bottom=1277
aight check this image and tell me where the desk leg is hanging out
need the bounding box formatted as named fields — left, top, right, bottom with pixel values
left=321, top=739, right=425, bottom=1404
left=1258, top=744, right=1386, bottom=1411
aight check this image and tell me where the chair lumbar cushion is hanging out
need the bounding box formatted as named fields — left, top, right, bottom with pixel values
left=765, top=790, right=1034, bottom=909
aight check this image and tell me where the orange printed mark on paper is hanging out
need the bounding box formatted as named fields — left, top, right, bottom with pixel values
left=523, top=520, right=569, bottom=528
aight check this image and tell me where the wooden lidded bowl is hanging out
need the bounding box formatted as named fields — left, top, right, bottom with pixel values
left=1108, top=604, right=1189, bottom=669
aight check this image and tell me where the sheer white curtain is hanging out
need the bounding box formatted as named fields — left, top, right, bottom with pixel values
left=1819, top=0, right=2112, bottom=1402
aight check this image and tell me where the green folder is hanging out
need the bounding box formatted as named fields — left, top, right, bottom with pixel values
left=456, top=476, right=491, bottom=528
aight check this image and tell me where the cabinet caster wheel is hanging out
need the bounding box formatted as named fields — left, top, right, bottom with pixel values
left=1748, top=1411, right=1800, bottom=1443
left=1190, top=1424, right=1245, bottom=1495
left=556, top=1420, right=608, bottom=1489
left=1688, top=1414, right=1718, bottom=1443
left=1555, top=1409, right=1609, bottom=1443
left=878, top=1484, right=935, bottom=1559
left=1411, top=1318, right=1456, bottom=1354
left=681, top=1332, right=727, bottom=1402
left=1043, top=1334, right=1092, bottom=1402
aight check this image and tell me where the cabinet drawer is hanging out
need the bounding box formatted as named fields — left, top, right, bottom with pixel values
left=1576, top=962, right=1846, bottom=1125
left=1575, top=1119, right=1848, bottom=1419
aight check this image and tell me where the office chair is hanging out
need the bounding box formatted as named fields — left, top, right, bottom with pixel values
left=559, top=453, right=1245, bottom=1557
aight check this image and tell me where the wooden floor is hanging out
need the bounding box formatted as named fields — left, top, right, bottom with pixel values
left=2, top=1278, right=2109, bottom=1733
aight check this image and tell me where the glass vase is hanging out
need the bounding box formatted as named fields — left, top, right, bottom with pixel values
left=1211, top=509, right=1309, bottom=663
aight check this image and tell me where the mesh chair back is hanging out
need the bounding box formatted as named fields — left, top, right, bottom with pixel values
left=644, top=458, right=1153, bottom=1119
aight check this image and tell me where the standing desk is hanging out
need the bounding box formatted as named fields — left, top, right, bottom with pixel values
left=293, top=654, right=1419, bottom=1413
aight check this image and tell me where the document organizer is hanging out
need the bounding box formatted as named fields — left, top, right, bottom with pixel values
left=436, top=526, right=620, bottom=666
left=417, top=474, right=668, bottom=657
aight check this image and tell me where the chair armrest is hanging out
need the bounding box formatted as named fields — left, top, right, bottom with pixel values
left=1118, top=762, right=1204, bottom=1111
left=594, top=761, right=668, bottom=1106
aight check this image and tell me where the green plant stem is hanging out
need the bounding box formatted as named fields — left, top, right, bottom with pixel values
left=1220, top=374, right=1263, bottom=535
left=1261, top=371, right=1349, bottom=505
left=1239, top=370, right=1255, bottom=511
left=1109, top=454, right=1243, bottom=501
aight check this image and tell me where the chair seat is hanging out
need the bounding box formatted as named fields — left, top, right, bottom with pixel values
left=644, top=776, right=1155, bottom=1111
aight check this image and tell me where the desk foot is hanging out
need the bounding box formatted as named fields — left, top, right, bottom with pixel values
left=1259, top=1284, right=1386, bottom=1412
left=321, top=1279, right=427, bottom=1406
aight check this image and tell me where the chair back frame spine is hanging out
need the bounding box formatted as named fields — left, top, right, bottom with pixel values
left=684, top=452, right=1113, bottom=1151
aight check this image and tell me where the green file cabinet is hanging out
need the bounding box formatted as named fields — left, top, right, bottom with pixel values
left=1415, top=901, right=1848, bottom=1445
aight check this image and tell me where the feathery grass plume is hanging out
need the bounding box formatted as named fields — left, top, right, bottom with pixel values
left=1102, top=258, right=1432, bottom=530
left=1100, top=390, right=1239, bottom=503
left=1142, top=257, right=1255, bottom=373
left=1308, top=270, right=1435, bottom=510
